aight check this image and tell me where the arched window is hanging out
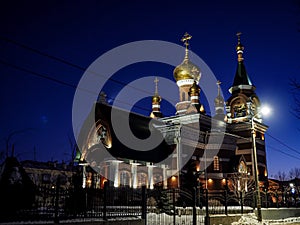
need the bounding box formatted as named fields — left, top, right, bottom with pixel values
left=119, top=170, right=131, bottom=187
left=153, top=174, right=163, bottom=187
left=213, top=156, right=219, bottom=171
left=137, top=173, right=148, bottom=187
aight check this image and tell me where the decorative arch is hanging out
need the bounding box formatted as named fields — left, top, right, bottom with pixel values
left=229, top=94, right=248, bottom=118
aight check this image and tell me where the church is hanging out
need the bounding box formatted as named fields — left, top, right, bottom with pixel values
left=77, top=33, right=269, bottom=193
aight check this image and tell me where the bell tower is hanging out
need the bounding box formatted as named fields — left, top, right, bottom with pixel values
left=226, top=32, right=260, bottom=123
left=226, top=32, right=268, bottom=182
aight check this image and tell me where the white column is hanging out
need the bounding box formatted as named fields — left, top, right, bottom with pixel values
left=147, top=163, right=154, bottom=189
left=132, top=164, right=137, bottom=188
left=174, top=133, right=181, bottom=188
left=112, top=161, right=120, bottom=187
left=161, top=164, right=168, bottom=189
left=82, top=165, right=86, bottom=188
left=130, top=161, right=140, bottom=189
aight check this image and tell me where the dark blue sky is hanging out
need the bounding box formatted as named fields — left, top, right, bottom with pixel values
left=0, top=0, right=299, bottom=177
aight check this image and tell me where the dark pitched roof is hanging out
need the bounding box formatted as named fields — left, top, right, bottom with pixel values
left=79, top=103, right=173, bottom=163
left=232, top=61, right=252, bottom=87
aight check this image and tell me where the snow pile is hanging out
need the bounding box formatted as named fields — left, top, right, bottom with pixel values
left=232, top=213, right=262, bottom=225
left=232, top=213, right=300, bottom=225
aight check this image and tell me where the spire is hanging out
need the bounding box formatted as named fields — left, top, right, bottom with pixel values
left=181, top=32, right=192, bottom=60
left=229, top=32, right=254, bottom=94
left=154, top=77, right=159, bottom=95
left=236, top=32, right=244, bottom=62
left=214, top=80, right=225, bottom=115
left=150, top=77, right=163, bottom=118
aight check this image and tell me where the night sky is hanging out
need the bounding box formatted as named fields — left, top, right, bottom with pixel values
left=0, top=0, right=300, bottom=178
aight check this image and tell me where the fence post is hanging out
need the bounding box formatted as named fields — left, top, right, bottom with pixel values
left=224, top=189, right=228, bottom=215
left=173, top=188, right=176, bottom=225
left=103, top=181, right=107, bottom=221
left=54, top=176, right=60, bottom=224
left=141, top=185, right=147, bottom=225
left=240, top=191, right=243, bottom=214
left=204, top=189, right=210, bottom=225
left=193, top=187, right=197, bottom=225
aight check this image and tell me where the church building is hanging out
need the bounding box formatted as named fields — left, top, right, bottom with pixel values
left=77, top=33, right=269, bottom=192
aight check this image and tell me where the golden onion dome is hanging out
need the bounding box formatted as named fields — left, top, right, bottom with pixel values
left=214, top=94, right=224, bottom=105
left=189, top=81, right=200, bottom=95
left=173, top=59, right=201, bottom=83
left=174, top=32, right=201, bottom=83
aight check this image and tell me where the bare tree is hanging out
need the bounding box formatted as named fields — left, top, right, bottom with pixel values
left=289, top=167, right=300, bottom=179
left=275, top=170, right=287, bottom=181
left=3, top=128, right=34, bottom=158
left=228, top=173, right=255, bottom=206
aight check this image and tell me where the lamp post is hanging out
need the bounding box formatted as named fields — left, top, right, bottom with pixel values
left=251, top=106, right=270, bottom=222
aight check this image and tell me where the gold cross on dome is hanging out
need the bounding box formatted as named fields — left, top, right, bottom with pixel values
left=154, top=77, right=159, bottom=94
left=236, top=32, right=242, bottom=43
left=181, top=32, right=192, bottom=47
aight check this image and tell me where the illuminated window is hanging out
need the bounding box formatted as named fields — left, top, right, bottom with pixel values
left=120, top=171, right=131, bottom=187
left=86, top=172, right=92, bottom=188
left=213, top=156, right=219, bottom=171
left=238, top=161, right=247, bottom=174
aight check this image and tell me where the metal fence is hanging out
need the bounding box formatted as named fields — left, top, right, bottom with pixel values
left=1, top=183, right=276, bottom=224
left=0, top=182, right=143, bottom=223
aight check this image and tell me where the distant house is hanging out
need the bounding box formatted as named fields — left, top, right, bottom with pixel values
left=0, top=157, right=35, bottom=217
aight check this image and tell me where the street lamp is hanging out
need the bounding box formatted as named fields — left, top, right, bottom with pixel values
left=251, top=105, right=270, bottom=222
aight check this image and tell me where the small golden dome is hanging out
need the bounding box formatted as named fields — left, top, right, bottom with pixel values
left=173, top=59, right=201, bottom=82
left=214, top=95, right=224, bottom=104
left=189, top=81, right=200, bottom=95
left=152, top=94, right=161, bottom=103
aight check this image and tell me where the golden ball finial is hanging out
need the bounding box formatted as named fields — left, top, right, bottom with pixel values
left=152, top=94, right=161, bottom=103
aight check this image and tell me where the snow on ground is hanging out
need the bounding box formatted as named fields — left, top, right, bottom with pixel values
left=232, top=213, right=300, bottom=225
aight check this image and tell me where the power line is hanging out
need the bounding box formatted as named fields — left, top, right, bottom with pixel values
left=0, top=36, right=85, bottom=71
left=268, top=145, right=300, bottom=161
left=265, top=132, right=300, bottom=156
left=0, top=36, right=174, bottom=103
left=0, top=35, right=213, bottom=114
left=0, top=59, right=152, bottom=114
left=0, top=59, right=77, bottom=89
